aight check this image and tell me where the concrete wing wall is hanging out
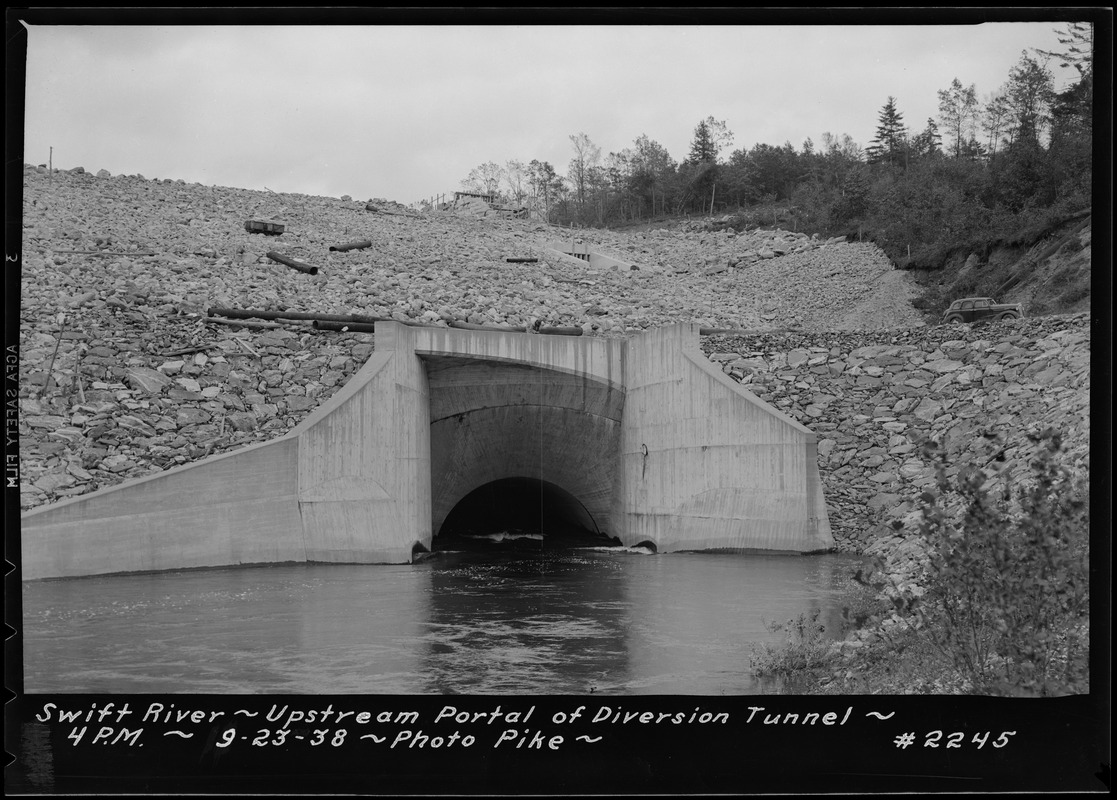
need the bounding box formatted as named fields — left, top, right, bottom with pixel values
left=617, top=324, right=833, bottom=553
left=20, top=336, right=431, bottom=578
left=20, top=437, right=304, bottom=579
left=296, top=340, right=432, bottom=563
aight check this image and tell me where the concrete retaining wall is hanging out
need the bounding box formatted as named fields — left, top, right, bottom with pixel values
left=295, top=332, right=432, bottom=564
left=617, top=324, right=832, bottom=552
left=21, top=437, right=304, bottom=579
left=22, top=322, right=832, bottom=579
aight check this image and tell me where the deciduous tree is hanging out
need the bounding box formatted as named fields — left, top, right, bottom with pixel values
left=527, top=159, right=561, bottom=219
left=980, top=91, right=1011, bottom=161
left=568, top=132, right=601, bottom=209
left=937, top=78, right=980, bottom=157
left=460, top=161, right=505, bottom=199
left=911, top=118, right=943, bottom=159
left=1004, top=51, right=1056, bottom=146
left=631, top=134, right=676, bottom=217
left=503, top=159, right=526, bottom=205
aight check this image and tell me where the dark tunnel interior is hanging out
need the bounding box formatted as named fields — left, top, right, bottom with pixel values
left=434, top=477, right=615, bottom=551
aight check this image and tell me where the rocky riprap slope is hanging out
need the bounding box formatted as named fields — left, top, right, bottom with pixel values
left=16, top=165, right=1087, bottom=557
left=21, top=165, right=924, bottom=334
left=703, top=312, right=1090, bottom=562
left=547, top=225, right=925, bottom=331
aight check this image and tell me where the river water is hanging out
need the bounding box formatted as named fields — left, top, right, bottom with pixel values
left=21, top=547, right=863, bottom=695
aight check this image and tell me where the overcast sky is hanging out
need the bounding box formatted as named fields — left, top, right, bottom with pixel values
left=19, top=19, right=1084, bottom=205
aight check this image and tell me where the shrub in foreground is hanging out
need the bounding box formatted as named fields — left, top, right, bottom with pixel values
left=859, top=429, right=1089, bottom=696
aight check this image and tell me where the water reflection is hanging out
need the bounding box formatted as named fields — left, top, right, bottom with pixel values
left=22, top=551, right=863, bottom=694
left=419, top=550, right=632, bottom=694
left=22, top=565, right=434, bottom=694
left=621, top=553, right=849, bottom=694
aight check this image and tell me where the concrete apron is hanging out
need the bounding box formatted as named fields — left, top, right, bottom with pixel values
left=21, top=322, right=833, bottom=579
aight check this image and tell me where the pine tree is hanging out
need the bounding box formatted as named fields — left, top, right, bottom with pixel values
left=867, top=96, right=907, bottom=166
left=686, top=118, right=735, bottom=213
left=1035, top=22, right=1094, bottom=83
left=688, top=120, right=716, bottom=164
left=1038, top=23, right=1093, bottom=144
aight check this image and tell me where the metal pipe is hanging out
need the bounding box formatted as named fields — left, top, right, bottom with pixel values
left=266, top=251, right=319, bottom=275
left=329, top=240, right=373, bottom=252
left=505, top=257, right=538, bottom=263
left=537, top=326, right=583, bottom=336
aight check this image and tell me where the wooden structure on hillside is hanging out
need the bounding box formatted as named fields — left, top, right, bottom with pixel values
left=454, top=191, right=495, bottom=204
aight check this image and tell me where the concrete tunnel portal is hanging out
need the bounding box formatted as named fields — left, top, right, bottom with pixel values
left=21, top=322, right=834, bottom=580
left=424, top=354, right=621, bottom=550
left=437, top=477, right=604, bottom=547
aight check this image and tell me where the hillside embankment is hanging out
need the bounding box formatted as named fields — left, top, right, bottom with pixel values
left=703, top=314, right=1089, bottom=570
left=902, top=211, right=1094, bottom=321
left=16, top=166, right=1091, bottom=578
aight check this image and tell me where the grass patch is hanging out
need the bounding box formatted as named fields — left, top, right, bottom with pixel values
left=752, top=609, right=833, bottom=677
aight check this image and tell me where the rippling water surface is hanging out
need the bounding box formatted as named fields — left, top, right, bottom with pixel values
left=22, top=549, right=863, bottom=694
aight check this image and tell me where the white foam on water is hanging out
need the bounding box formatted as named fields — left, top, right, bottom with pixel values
left=462, top=531, right=544, bottom=543
left=585, top=545, right=655, bottom=555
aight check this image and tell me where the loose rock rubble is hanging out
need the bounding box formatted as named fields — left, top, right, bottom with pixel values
left=703, top=312, right=1090, bottom=574
left=547, top=224, right=923, bottom=331
left=17, top=165, right=1089, bottom=578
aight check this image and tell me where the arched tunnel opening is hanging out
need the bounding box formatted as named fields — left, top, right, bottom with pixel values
left=433, top=477, right=618, bottom=552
